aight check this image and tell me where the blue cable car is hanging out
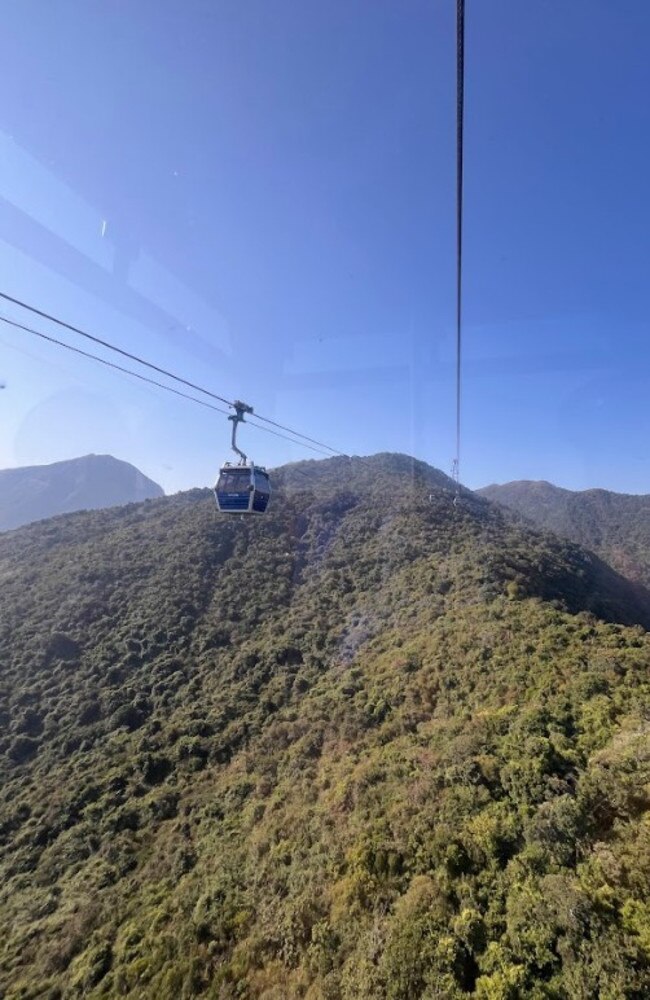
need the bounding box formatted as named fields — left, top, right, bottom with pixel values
left=214, top=463, right=271, bottom=514
left=214, top=400, right=271, bottom=515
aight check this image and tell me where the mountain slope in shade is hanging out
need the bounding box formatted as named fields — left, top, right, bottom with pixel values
left=1, top=454, right=650, bottom=997
left=0, top=454, right=164, bottom=532
left=478, top=479, right=650, bottom=588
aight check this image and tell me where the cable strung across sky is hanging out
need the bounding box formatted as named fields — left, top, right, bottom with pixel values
left=453, top=0, right=465, bottom=489
left=0, top=0, right=467, bottom=484
left=0, top=290, right=342, bottom=458
left=0, top=312, right=337, bottom=458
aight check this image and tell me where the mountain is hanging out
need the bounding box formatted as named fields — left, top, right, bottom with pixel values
left=479, top=480, right=650, bottom=588
left=0, top=454, right=164, bottom=532
left=1, top=454, right=649, bottom=998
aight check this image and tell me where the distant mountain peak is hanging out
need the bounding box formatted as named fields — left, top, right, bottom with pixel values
left=478, top=478, right=650, bottom=588
left=0, top=454, right=164, bottom=532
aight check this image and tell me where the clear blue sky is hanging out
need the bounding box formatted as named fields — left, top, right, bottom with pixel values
left=1, top=0, right=649, bottom=493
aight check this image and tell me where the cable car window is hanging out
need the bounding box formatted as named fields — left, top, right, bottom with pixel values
left=218, top=471, right=249, bottom=491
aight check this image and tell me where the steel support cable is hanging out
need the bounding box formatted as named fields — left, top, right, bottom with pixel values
left=0, top=291, right=232, bottom=406
left=243, top=418, right=333, bottom=455
left=454, top=0, right=465, bottom=489
left=236, top=407, right=339, bottom=455
left=0, top=291, right=341, bottom=456
left=0, top=314, right=334, bottom=457
left=2, top=310, right=443, bottom=497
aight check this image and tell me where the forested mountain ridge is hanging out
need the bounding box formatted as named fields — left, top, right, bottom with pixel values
left=0, top=454, right=164, bottom=532
left=479, top=479, right=650, bottom=589
left=1, top=454, right=650, bottom=999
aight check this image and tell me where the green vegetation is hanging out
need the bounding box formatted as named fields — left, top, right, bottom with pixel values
left=479, top=480, right=650, bottom=589
left=1, top=454, right=649, bottom=998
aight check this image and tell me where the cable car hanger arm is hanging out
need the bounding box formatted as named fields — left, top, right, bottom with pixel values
left=229, top=399, right=253, bottom=464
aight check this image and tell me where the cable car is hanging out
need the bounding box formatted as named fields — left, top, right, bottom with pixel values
left=215, top=462, right=271, bottom=514
left=214, top=399, right=271, bottom=514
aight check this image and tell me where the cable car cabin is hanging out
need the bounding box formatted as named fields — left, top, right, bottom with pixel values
left=214, top=464, right=271, bottom=514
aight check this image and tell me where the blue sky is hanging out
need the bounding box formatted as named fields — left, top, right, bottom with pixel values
left=1, top=0, right=649, bottom=493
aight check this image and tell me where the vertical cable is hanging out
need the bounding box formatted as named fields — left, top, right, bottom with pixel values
left=454, top=0, right=465, bottom=489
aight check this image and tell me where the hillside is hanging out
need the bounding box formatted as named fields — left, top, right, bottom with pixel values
left=0, top=454, right=164, bottom=533
left=1, top=454, right=650, bottom=998
left=479, top=480, right=650, bottom=588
